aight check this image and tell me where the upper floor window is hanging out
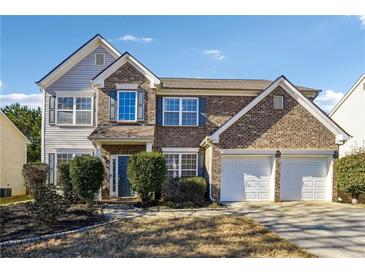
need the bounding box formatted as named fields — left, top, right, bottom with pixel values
left=57, top=96, right=93, bottom=125
left=163, top=97, right=198, bottom=126
left=95, top=53, right=105, bottom=66
left=273, top=95, right=284, bottom=109
left=118, top=91, right=137, bottom=122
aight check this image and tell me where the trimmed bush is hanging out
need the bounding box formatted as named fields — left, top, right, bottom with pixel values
left=22, top=163, right=48, bottom=198
left=70, top=156, right=104, bottom=206
left=127, top=152, right=167, bottom=204
left=162, top=176, right=207, bottom=204
left=336, top=148, right=365, bottom=204
left=57, top=162, right=79, bottom=203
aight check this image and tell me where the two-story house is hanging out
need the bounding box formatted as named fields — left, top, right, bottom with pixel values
left=37, top=34, right=350, bottom=202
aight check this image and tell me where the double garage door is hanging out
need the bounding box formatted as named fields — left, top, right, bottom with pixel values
left=221, top=155, right=332, bottom=201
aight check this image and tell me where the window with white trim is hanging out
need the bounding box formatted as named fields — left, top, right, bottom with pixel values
left=118, top=91, right=137, bottom=121
left=57, top=153, right=92, bottom=165
left=164, top=153, right=198, bottom=178
left=95, top=53, right=105, bottom=66
left=163, top=98, right=198, bottom=126
left=273, top=95, right=284, bottom=109
left=56, top=96, right=93, bottom=125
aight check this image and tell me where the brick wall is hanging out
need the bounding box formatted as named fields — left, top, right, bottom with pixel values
left=97, top=62, right=155, bottom=126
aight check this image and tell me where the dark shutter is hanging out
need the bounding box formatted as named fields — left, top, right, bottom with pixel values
left=109, top=90, right=117, bottom=121
left=137, top=90, right=145, bottom=121
left=198, top=98, right=206, bottom=126
left=156, top=96, right=163, bottom=125
left=198, top=151, right=205, bottom=177
left=48, top=153, right=55, bottom=185
left=49, top=96, right=56, bottom=124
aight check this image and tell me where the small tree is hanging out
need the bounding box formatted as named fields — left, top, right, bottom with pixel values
left=336, top=148, right=365, bottom=204
left=57, top=162, right=79, bottom=203
left=69, top=156, right=104, bottom=206
left=22, top=163, right=48, bottom=198
left=127, top=152, right=167, bottom=205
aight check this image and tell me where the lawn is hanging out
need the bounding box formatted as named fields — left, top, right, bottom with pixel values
left=0, top=195, right=32, bottom=205
left=0, top=216, right=315, bottom=258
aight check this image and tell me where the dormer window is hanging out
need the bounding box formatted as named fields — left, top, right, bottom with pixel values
left=95, top=53, right=105, bottom=66
left=273, top=95, right=284, bottom=109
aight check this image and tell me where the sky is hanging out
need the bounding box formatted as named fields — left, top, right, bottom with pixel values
left=0, top=15, right=364, bottom=112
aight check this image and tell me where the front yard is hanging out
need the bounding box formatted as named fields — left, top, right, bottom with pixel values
left=0, top=215, right=315, bottom=258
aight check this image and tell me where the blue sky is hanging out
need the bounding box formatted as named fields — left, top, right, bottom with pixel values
left=1, top=16, right=364, bottom=111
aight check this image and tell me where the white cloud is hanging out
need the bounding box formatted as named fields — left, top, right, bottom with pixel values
left=119, top=34, right=154, bottom=43
left=314, top=89, right=344, bottom=112
left=0, top=93, right=42, bottom=109
left=203, top=49, right=225, bottom=60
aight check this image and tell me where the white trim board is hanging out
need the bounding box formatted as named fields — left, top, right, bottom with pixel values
left=37, top=34, right=121, bottom=89
left=92, top=52, right=160, bottom=89
left=209, top=75, right=350, bottom=144
left=161, top=147, right=199, bottom=152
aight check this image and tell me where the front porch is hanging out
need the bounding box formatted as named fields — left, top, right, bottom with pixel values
left=88, top=125, right=155, bottom=199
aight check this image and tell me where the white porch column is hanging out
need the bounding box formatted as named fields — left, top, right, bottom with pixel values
left=146, top=142, right=153, bottom=152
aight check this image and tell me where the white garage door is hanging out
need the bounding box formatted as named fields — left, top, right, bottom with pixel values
left=281, top=157, right=331, bottom=201
left=221, top=156, right=274, bottom=201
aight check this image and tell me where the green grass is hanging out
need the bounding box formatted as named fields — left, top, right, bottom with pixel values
left=0, top=194, right=32, bottom=205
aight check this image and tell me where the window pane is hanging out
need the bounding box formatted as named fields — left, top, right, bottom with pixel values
left=181, top=154, right=197, bottom=171
left=57, top=111, right=73, bottom=124
left=118, top=92, right=136, bottom=121
left=57, top=153, right=73, bottom=164
left=182, top=99, right=197, bottom=112
left=165, top=154, right=179, bottom=169
left=76, top=97, right=91, bottom=110
left=57, top=97, right=73, bottom=110
left=164, top=112, right=179, bottom=126
left=164, top=98, right=179, bottom=111
left=181, top=170, right=196, bottom=177
left=182, top=112, right=197, bottom=126
left=168, top=170, right=179, bottom=178
left=76, top=111, right=91, bottom=124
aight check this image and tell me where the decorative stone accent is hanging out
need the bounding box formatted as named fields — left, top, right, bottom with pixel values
left=211, top=144, right=221, bottom=200
left=274, top=152, right=281, bottom=202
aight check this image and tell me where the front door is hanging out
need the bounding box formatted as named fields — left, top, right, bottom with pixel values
left=117, top=156, right=132, bottom=197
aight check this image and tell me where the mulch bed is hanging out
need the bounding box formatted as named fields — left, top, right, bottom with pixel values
left=134, top=200, right=227, bottom=211
left=0, top=203, right=107, bottom=243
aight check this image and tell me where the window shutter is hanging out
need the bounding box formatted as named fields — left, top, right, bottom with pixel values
left=198, top=151, right=205, bottom=177
left=48, top=153, right=55, bottom=184
left=109, top=90, right=117, bottom=121
left=198, top=98, right=206, bottom=126
left=49, top=96, right=56, bottom=124
left=156, top=96, right=163, bottom=125
left=137, top=90, right=145, bottom=121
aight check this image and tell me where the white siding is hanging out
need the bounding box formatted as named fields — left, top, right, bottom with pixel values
left=331, top=77, right=365, bottom=157
left=43, top=46, right=117, bottom=162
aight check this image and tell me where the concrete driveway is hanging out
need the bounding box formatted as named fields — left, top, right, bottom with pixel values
left=228, top=202, right=365, bottom=258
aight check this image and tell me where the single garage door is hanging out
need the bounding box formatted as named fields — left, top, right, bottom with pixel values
left=281, top=157, right=331, bottom=201
left=221, top=156, right=274, bottom=201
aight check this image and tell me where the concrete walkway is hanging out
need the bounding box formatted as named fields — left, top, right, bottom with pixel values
left=102, top=202, right=365, bottom=258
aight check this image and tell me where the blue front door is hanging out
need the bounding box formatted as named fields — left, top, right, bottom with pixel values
left=118, top=156, right=132, bottom=197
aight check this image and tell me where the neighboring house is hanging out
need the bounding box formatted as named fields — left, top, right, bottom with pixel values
left=329, top=74, right=365, bottom=157
left=0, top=111, right=30, bottom=197
left=37, top=34, right=350, bottom=202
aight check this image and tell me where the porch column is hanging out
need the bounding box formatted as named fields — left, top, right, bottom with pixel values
left=146, top=142, right=153, bottom=152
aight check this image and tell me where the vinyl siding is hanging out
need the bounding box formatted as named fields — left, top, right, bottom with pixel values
left=43, top=46, right=117, bottom=162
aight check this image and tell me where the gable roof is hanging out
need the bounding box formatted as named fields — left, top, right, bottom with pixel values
left=0, top=111, right=31, bottom=144
left=36, top=34, right=121, bottom=89
left=92, top=52, right=160, bottom=88
left=207, top=75, right=350, bottom=145
left=329, top=73, right=365, bottom=117
left=160, top=77, right=320, bottom=93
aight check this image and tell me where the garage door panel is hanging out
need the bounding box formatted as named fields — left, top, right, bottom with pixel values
left=281, top=157, right=331, bottom=201
left=221, top=156, right=273, bottom=201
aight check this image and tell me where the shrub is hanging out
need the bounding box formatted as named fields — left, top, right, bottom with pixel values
left=336, top=149, right=365, bottom=203
left=57, top=162, right=79, bottom=203
left=22, top=163, right=48, bottom=199
left=70, top=156, right=104, bottom=206
left=127, top=152, right=167, bottom=204
left=28, top=185, right=69, bottom=226
left=162, top=176, right=207, bottom=204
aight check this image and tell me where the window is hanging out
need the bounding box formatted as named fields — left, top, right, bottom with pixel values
left=164, top=153, right=197, bottom=178
left=163, top=98, right=198, bottom=126
left=56, top=96, right=93, bottom=125
left=118, top=91, right=137, bottom=121
left=273, top=95, right=284, bottom=109
left=95, top=53, right=105, bottom=66
left=57, top=153, right=74, bottom=164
